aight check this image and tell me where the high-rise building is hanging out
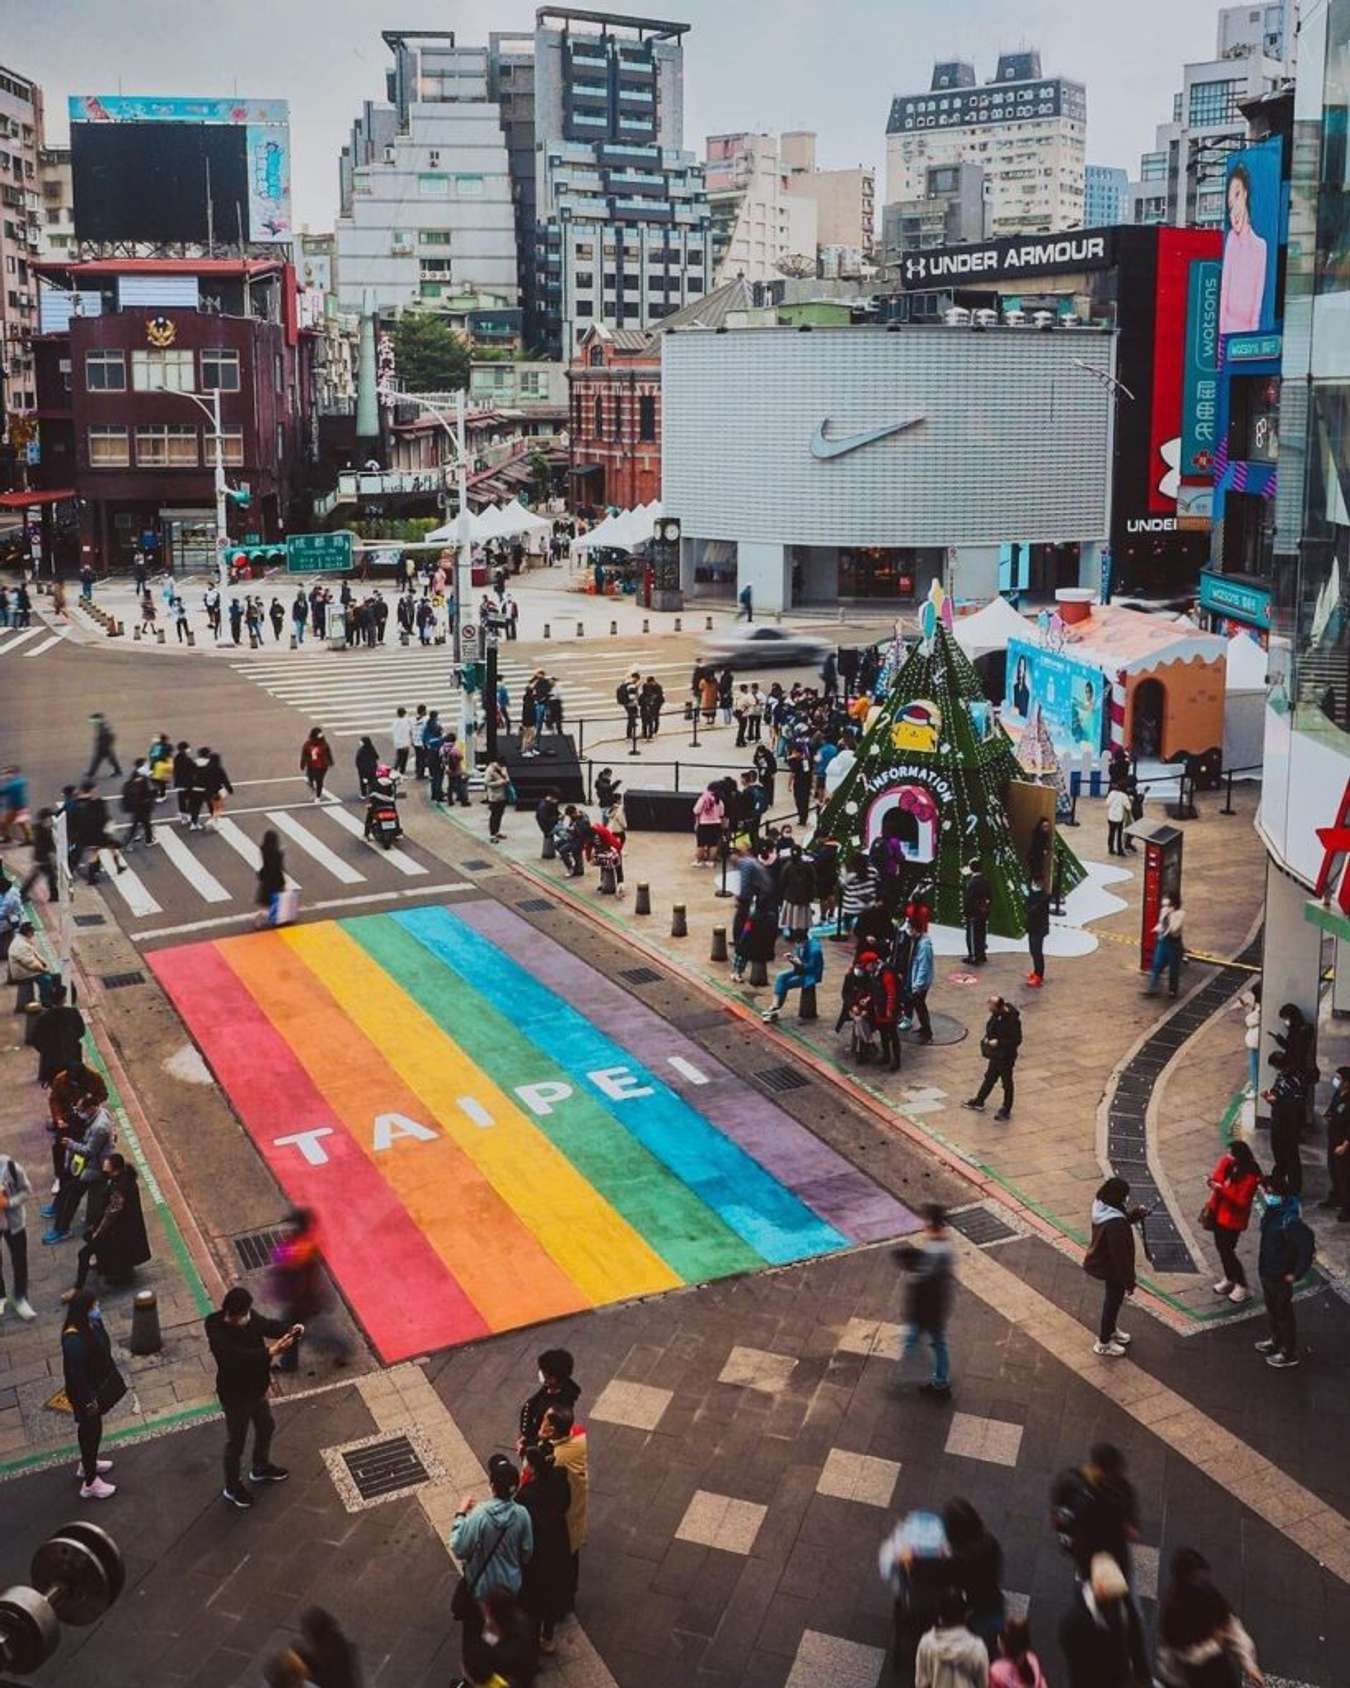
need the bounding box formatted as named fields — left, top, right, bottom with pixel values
left=0, top=64, right=43, bottom=442
left=885, top=52, right=1086, bottom=239
left=531, top=8, right=712, bottom=359
left=1131, top=2, right=1293, bottom=228
left=37, top=144, right=74, bottom=259
left=704, top=132, right=816, bottom=285
left=781, top=131, right=876, bottom=258
left=335, top=30, right=519, bottom=322
left=1084, top=163, right=1129, bottom=225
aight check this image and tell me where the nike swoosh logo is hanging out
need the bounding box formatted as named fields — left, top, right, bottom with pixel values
left=810, top=413, right=926, bottom=460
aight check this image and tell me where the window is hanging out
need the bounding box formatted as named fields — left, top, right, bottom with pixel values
left=638, top=393, right=656, bottom=441
left=1187, top=78, right=1242, bottom=128
left=575, top=240, right=595, bottom=260
left=455, top=174, right=484, bottom=197
left=131, top=349, right=194, bottom=392
left=219, top=427, right=244, bottom=466
left=420, top=229, right=452, bottom=245
left=87, top=425, right=128, bottom=466
left=612, top=392, right=623, bottom=438
left=574, top=271, right=594, bottom=288
left=135, top=423, right=197, bottom=466
left=593, top=395, right=603, bottom=434
left=623, top=275, right=640, bottom=290
left=277, top=424, right=285, bottom=460
left=84, top=351, right=125, bottom=391
left=418, top=172, right=450, bottom=197
left=201, top=348, right=241, bottom=392
left=519, top=370, right=546, bottom=397
left=576, top=299, right=593, bottom=316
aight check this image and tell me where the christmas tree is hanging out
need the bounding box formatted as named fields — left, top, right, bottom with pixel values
left=1017, top=704, right=1072, bottom=817
left=813, top=591, right=1086, bottom=938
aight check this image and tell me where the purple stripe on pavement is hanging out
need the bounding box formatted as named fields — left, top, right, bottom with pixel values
left=458, top=900, right=918, bottom=1244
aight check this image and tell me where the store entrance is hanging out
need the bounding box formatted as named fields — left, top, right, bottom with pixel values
left=1028, top=542, right=1081, bottom=594
left=838, top=547, right=931, bottom=600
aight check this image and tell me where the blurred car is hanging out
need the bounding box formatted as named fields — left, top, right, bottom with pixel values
left=699, top=624, right=833, bottom=670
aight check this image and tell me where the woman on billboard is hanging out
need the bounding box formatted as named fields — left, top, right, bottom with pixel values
left=1219, top=164, right=1267, bottom=335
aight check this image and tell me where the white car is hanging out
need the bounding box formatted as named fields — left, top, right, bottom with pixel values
left=699, top=624, right=833, bottom=670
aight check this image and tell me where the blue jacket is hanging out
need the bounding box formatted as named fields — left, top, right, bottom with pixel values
left=1257, top=1197, right=1315, bottom=1282
left=907, top=933, right=935, bottom=994
left=450, top=1496, right=533, bottom=1598
left=793, top=936, right=824, bottom=986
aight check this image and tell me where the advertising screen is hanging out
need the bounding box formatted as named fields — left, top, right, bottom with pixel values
left=1005, top=637, right=1105, bottom=753
left=1219, top=135, right=1282, bottom=338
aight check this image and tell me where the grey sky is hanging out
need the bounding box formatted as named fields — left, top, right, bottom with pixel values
left=12, top=0, right=1223, bottom=230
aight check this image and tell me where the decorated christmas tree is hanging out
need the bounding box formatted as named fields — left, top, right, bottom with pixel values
left=813, top=588, right=1086, bottom=938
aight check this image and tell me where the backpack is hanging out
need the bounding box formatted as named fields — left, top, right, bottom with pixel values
left=1049, top=1466, right=1098, bottom=1560
left=120, top=777, right=139, bottom=814
left=615, top=683, right=629, bottom=706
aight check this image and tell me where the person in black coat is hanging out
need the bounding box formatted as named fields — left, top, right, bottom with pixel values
left=964, top=996, right=1022, bottom=1120
left=961, top=858, right=992, bottom=965
left=1027, top=816, right=1052, bottom=886
left=1059, top=1553, right=1149, bottom=1688
left=32, top=983, right=85, bottom=1086
left=462, top=1590, right=539, bottom=1687
left=934, top=1498, right=1005, bottom=1652
left=1025, top=879, right=1051, bottom=987
left=1325, top=1065, right=1350, bottom=1220
left=205, top=1285, right=301, bottom=1507
left=61, top=1289, right=119, bottom=1496
left=255, top=830, right=287, bottom=927
left=354, top=736, right=380, bottom=797
left=518, top=1441, right=572, bottom=1652
left=72, top=1155, right=151, bottom=1290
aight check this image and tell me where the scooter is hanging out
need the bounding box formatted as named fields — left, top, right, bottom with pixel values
left=364, top=767, right=403, bottom=849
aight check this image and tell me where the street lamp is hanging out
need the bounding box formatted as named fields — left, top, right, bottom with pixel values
left=173, top=386, right=230, bottom=604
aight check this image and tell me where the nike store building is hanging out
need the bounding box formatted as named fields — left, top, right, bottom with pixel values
left=660, top=324, right=1115, bottom=612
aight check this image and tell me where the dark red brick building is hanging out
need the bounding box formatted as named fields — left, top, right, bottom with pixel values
left=32, top=257, right=316, bottom=572
left=567, top=324, right=661, bottom=515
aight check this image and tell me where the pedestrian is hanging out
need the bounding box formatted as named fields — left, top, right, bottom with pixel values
left=0, top=1150, right=36, bottom=1321
left=0, top=869, right=20, bottom=962
left=255, top=830, right=288, bottom=928
left=937, top=1497, right=1005, bottom=1654
left=269, top=1208, right=352, bottom=1373
left=205, top=1284, right=302, bottom=1508
left=789, top=745, right=813, bottom=826
left=777, top=846, right=816, bottom=937
left=1325, top=1063, right=1350, bottom=1221
left=443, top=733, right=470, bottom=808
left=19, top=807, right=58, bottom=903
left=1145, top=895, right=1185, bottom=998
left=863, top=947, right=904, bottom=1071
left=1254, top=1171, right=1315, bottom=1369
left=292, top=589, right=308, bottom=643
left=87, top=712, right=121, bottom=780
left=737, top=581, right=753, bottom=621
left=391, top=707, right=413, bottom=776
left=485, top=761, right=512, bottom=843
left=300, top=727, right=334, bottom=803
left=292, top=1608, right=362, bottom=1688
left=1241, top=985, right=1262, bottom=1097
left=1272, top=1000, right=1315, bottom=1076
left=1024, top=879, right=1050, bottom=988
left=762, top=928, right=824, bottom=1023
left=1263, top=1061, right=1308, bottom=1195
left=32, top=981, right=86, bottom=1087
left=204, top=585, right=221, bottom=638
left=1083, top=1177, right=1147, bottom=1358
left=43, top=1098, right=113, bottom=1244
left=411, top=705, right=429, bottom=779
left=617, top=672, right=641, bottom=746
left=898, top=1202, right=955, bottom=1398
left=1154, top=1547, right=1263, bottom=1688
left=540, top=1403, right=587, bottom=1608
left=61, top=1289, right=123, bottom=1499
left=837, top=851, right=880, bottom=938
left=962, top=858, right=992, bottom=964
left=517, top=1348, right=581, bottom=1451
left=68, top=1153, right=150, bottom=1292
left=7, top=920, right=59, bottom=1009
left=903, top=908, right=935, bottom=1044
left=518, top=1440, right=572, bottom=1655
left=0, top=763, right=31, bottom=844
left=1059, top=1554, right=1149, bottom=1688
left=355, top=736, right=380, bottom=798
left=734, top=684, right=751, bottom=748
left=198, top=749, right=234, bottom=830
left=914, top=1585, right=990, bottom=1688
left=1027, top=816, right=1051, bottom=886
left=963, top=996, right=1022, bottom=1121
left=138, top=590, right=157, bottom=635
left=988, top=1620, right=1046, bottom=1688
left=639, top=674, right=664, bottom=738
left=425, top=713, right=446, bottom=802
left=451, top=1454, right=534, bottom=1609
left=1106, top=782, right=1131, bottom=857
left=1203, top=1139, right=1262, bottom=1304
left=691, top=783, right=725, bottom=867
left=461, top=1589, right=539, bottom=1688
left=120, top=762, right=156, bottom=850
left=699, top=668, right=718, bottom=725
left=717, top=664, right=735, bottom=725
left=228, top=597, right=244, bottom=644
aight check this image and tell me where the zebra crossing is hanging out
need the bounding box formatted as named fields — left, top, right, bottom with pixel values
left=85, top=794, right=469, bottom=940
left=231, top=644, right=696, bottom=740
left=0, top=624, right=68, bottom=659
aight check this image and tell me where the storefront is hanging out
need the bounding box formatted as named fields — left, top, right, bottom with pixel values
left=1197, top=568, right=1272, bottom=645
left=836, top=546, right=940, bottom=600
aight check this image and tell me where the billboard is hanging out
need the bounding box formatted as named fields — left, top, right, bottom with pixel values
left=69, top=95, right=291, bottom=244
left=1180, top=258, right=1222, bottom=475
left=1219, top=136, right=1282, bottom=338
left=1005, top=637, right=1105, bottom=753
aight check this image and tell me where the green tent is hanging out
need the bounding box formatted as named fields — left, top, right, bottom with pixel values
left=813, top=620, right=1085, bottom=938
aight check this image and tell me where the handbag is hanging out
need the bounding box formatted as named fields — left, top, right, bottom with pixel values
left=94, top=1362, right=128, bottom=1415
left=450, top=1515, right=513, bottom=1621
left=979, top=1039, right=996, bottom=1060
left=1199, top=1195, right=1218, bottom=1231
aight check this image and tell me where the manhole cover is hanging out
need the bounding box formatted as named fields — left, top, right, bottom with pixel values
left=755, top=1065, right=811, bottom=1095
left=73, top=914, right=106, bottom=928
left=948, top=1205, right=1017, bottom=1247
left=342, top=1435, right=429, bottom=1502
left=620, top=966, right=662, bottom=986
left=232, top=1228, right=286, bottom=1271
left=460, top=859, right=493, bottom=871
left=100, top=971, right=145, bottom=990
left=517, top=897, right=554, bottom=912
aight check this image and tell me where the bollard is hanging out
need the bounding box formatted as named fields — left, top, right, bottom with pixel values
left=610, top=620, right=618, bottom=636
left=710, top=926, right=728, bottom=962
left=290, top=634, right=298, bottom=650
left=642, top=618, right=649, bottom=634
left=542, top=832, right=556, bottom=860
left=671, top=903, right=688, bottom=938
left=128, top=1289, right=162, bottom=1355
left=156, top=627, right=165, bottom=644
left=705, top=615, right=713, bottom=631
left=576, top=621, right=584, bottom=638
left=748, top=958, right=769, bottom=987
left=186, top=630, right=195, bottom=647
left=599, top=859, right=617, bottom=895
left=635, top=882, right=651, bottom=915
left=798, top=984, right=818, bottom=1021
left=132, top=624, right=142, bottom=641
left=674, top=616, right=682, bottom=632
left=543, top=623, right=551, bottom=639
left=113, top=619, right=124, bottom=637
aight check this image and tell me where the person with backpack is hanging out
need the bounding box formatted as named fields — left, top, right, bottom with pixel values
left=299, top=727, right=333, bottom=803
left=121, top=763, right=157, bottom=850
left=963, top=997, right=1022, bottom=1121
left=1083, top=1177, right=1147, bottom=1357
left=1049, top=1442, right=1140, bottom=1586
left=1254, top=1171, right=1315, bottom=1369
left=1203, top=1139, right=1262, bottom=1303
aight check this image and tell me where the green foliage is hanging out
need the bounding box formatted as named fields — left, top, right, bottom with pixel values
left=351, top=515, right=441, bottom=544
left=394, top=314, right=471, bottom=393
left=530, top=449, right=552, bottom=503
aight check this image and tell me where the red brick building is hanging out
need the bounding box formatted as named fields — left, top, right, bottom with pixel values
left=567, top=325, right=661, bottom=515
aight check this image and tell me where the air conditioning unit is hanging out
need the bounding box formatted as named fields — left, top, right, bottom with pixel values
left=943, top=306, right=971, bottom=326
left=391, top=233, right=414, bottom=256
left=1003, top=308, right=1027, bottom=326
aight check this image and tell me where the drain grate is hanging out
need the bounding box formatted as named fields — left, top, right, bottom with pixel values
left=100, top=971, right=145, bottom=990
left=460, top=859, right=493, bottom=871
left=620, top=966, right=662, bottom=986
left=342, top=1435, right=429, bottom=1502
left=232, top=1228, right=286, bottom=1271
left=517, top=897, right=554, bottom=912
left=755, top=1064, right=811, bottom=1095
left=948, top=1205, right=1017, bottom=1247
left=73, top=914, right=106, bottom=928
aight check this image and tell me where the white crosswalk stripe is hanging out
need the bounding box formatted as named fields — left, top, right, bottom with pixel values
left=266, top=808, right=366, bottom=884
left=24, top=633, right=66, bottom=657
left=322, top=800, right=428, bottom=876
left=98, top=850, right=162, bottom=918
left=212, top=817, right=301, bottom=891
left=0, top=626, right=47, bottom=654
left=153, top=824, right=232, bottom=902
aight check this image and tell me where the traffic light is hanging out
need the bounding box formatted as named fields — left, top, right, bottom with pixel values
left=225, top=484, right=252, bottom=509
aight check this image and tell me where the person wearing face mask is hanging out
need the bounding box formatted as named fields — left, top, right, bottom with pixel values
left=61, top=1288, right=122, bottom=1498
left=1321, top=1065, right=1350, bottom=1222
left=1254, top=1172, right=1316, bottom=1369
left=517, top=1348, right=580, bottom=1453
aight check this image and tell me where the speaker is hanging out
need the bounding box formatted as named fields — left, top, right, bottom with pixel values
left=497, top=734, right=585, bottom=805
left=624, top=787, right=695, bottom=832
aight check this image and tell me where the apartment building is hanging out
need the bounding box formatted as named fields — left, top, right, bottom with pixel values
left=782, top=131, right=875, bottom=257
left=704, top=132, right=816, bottom=284
left=0, top=63, right=42, bottom=451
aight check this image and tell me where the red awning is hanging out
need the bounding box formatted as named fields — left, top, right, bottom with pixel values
left=0, top=488, right=75, bottom=508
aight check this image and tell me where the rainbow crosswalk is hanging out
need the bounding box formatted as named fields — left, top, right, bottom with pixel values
left=149, top=904, right=917, bottom=1361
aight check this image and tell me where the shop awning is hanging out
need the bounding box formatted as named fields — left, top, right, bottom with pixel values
left=570, top=463, right=605, bottom=477
left=0, top=488, right=75, bottom=508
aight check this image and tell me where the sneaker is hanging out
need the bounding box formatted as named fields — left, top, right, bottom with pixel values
left=1110, top=1330, right=1132, bottom=1346
left=39, top=1203, right=56, bottom=1218
left=79, top=1477, right=117, bottom=1500
left=249, top=1463, right=290, bottom=1483
left=1253, top=1337, right=1278, bottom=1354
left=12, top=1297, right=35, bottom=1321
left=918, top=1381, right=952, bottom=1399
left=962, top=1098, right=985, bottom=1111
left=41, top=1228, right=72, bottom=1245
left=1227, top=1285, right=1251, bottom=1304
left=761, top=1007, right=780, bottom=1022
left=75, top=1458, right=113, bottom=1477
left=1211, top=1279, right=1233, bottom=1296
left=1093, top=1340, right=1127, bottom=1358
left=1265, top=1352, right=1300, bottom=1369
left=994, top=1108, right=1012, bottom=1121
left=1026, top=973, right=1043, bottom=988
left=222, top=1484, right=255, bottom=1509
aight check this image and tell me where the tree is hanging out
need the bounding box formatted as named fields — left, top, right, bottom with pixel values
left=393, top=313, right=471, bottom=394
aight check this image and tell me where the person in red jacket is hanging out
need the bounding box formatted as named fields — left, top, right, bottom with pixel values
left=1204, top=1139, right=1262, bottom=1304
left=586, top=819, right=626, bottom=895
left=299, top=727, right=334, bottom=802
left=865, top=951, right=903, bottom=1073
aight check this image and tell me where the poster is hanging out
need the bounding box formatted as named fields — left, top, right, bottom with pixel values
left=1219, top=135, right=1282, bottom=338
left=1005, top=637, right=1104, bottom=753
left=1181, top=258, right=1221, bottom=475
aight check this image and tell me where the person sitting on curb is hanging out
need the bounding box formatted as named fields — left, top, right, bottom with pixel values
left=762, top=929, right=824, bottom=1022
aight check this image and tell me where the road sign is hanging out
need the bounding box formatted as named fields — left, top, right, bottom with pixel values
left=286, top=530, right=354, bottom=574
left=460, top=622, right=480, bottom=660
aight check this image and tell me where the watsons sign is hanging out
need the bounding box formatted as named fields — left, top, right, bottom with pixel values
left=900, top=231, right=1113, bottom=289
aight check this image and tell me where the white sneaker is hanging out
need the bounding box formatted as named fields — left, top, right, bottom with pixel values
left=75, top=1458, right=113, bottom=1477
left=1212, top=1279, right=1233, bottom=1296
left=761, top=1007, right=780, bottom=1022
left=1093, top=1340, right=1127, bottom=1358
left=50, top=1178, right=60, bottom=1195
left=1110, top=1329, right=1132, bottom=1346
left=1228, top=1285, right=1251, bottom=1304
left=13, top=1297, right=35, bottom=1321
left=79, top=1476, right=117, bottom=1500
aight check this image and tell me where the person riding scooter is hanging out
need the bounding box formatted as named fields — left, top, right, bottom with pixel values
left=363, top=764, right=402, bottom=846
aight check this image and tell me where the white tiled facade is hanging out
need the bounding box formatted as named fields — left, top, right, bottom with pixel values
left=705, top=132, right=817, bottom=285
left=0, top=63, right=42, bottom=421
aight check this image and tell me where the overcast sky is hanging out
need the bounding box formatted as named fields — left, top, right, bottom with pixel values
left=13, top=0, right=1224, bottom=229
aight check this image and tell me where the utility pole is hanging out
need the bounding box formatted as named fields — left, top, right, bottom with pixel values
left=211, top=385, right=228, bottom=604
left=454, top=387, right=471, bottom=747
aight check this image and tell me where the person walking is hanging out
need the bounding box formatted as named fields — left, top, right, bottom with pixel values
left=120, top=763, right=156, bottom=851
left=517, top=1440, right=572, bottom=1655
left=1059, top=1554, right=1150, bottom=1688
left=988, top=1620, right=1046, bottom=1688
left=268, top=597, right=285, bottom=642
left=390, top=707, right=413, bottom=777
left=898, top=1203, right=955, bottom=1398
left=255, top=830, right=288, bottom=929
left=540, top=1403, right=587, bottom=1609
left=198, top=749, right=234, bottom=830
left=451, top=1455, right=534, bottom=1607
left=291, top=589, right=308, bottom=644
left=0, top=1150, right=36, bottom=1321
left=1050, top=1442, right=1141, bottom=1587
left=19, top=807, right=58, bottom=903
left=1325, top=1064, right=1350, bottom=1222
left=962, top=858, right=992, bottom=964
left=269, top=1209, right=352, bottom=1373
left=963, top=996, right=1022, bottom=1121
left=1083, top=1177, right=1147, bottom=1358
left=938, top=1498, right=1005, bottom=1655
left=86, top=713, right=121, bottom=781
left=485, top=761, right=512, bottom=843
left=1203, top=1140, right=1262, bottom=1304
left=1154, top=1547, right=1264, bottom=1688
left=292, top=1608, right=363, bottom=1688
left=737, top=581, right=753, bottom=621
left=903, top=909, right=935, bottom=1044
left=1254, top=1172, right=1315, bottom=1369
left=205, top=1285, right=301, bottom=1508
left=1106, top=782, right=1131, bottom=857
left=61, top=1289, right=122, bottom=1499
left=1025, top=880, right=1050, bottom=988
left=914, top=1586, right=989, bottom=1688
left=300, top=728, right=333, bottom=803
left=1145, top=896, right=1185, bottom=998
